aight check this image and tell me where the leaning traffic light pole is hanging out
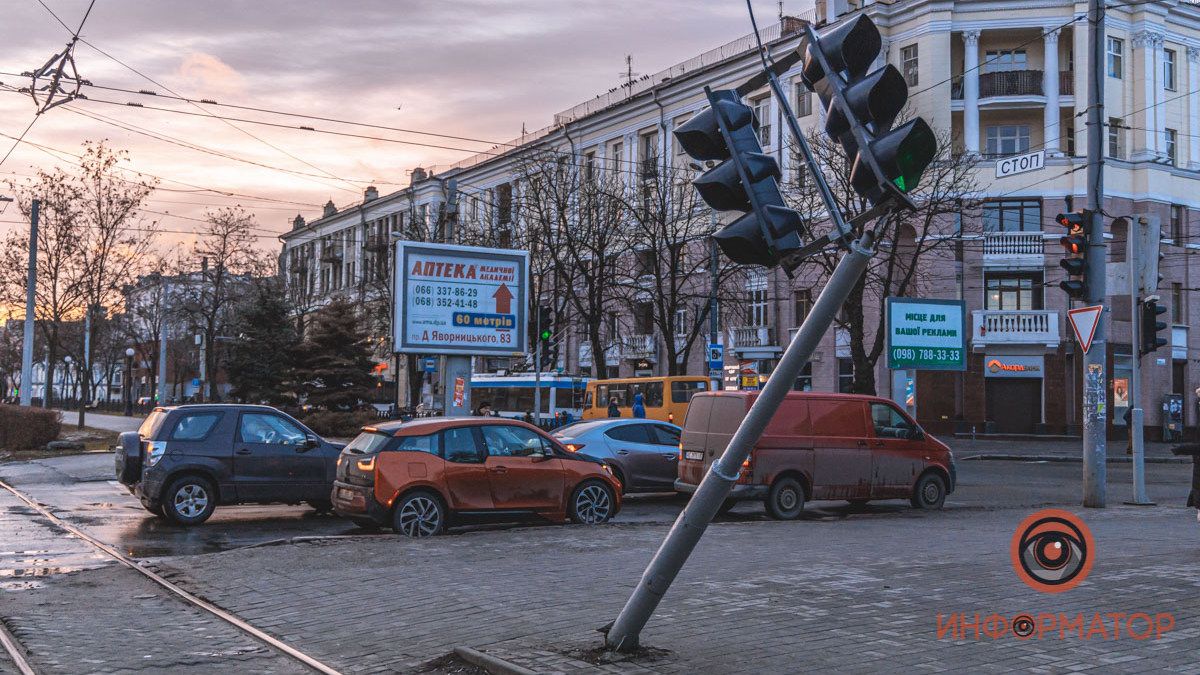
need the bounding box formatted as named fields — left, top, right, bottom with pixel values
left=605, top=13, right=935, bottom=652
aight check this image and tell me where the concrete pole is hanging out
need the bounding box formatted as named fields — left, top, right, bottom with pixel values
left=709, top=233, right=721, bottom=393
left=605, top=234, right=875, bottom=651
left=19, top=199, right=38, bottom=407
left=1082, top=0, right=1107, bottom=508
left=1127, top=216, right=1152, bottom=505
left=157, top=281, right=169, bottom=405
left=78, top=306, right=91, bottom=429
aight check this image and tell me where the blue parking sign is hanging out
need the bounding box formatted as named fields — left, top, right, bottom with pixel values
left=707, top=344, right=723, bottom=371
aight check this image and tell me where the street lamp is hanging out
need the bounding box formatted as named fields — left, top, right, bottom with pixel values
left=63, top=355, right=72, bottom=408
left=124, top=347, right=135, bottom=416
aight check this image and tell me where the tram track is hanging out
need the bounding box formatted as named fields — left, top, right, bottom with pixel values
left=0, top=478, right=344, bottom=675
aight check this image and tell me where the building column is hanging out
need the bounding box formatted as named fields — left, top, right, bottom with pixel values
left=1131, top=30, right=1164, bottom=161
left=963, top=30, right=981, bottom=155
left=1044, top=28, right=1062, bottom=156
left=1189, top=47, right=1200, bottom=169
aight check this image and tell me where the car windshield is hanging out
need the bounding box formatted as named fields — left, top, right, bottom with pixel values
left=343, top=431, right=393, bottom=455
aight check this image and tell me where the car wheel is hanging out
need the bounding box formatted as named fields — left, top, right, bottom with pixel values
left=911, top=473, right=947, bottom=510
left=766, top=476, right=805, bottom=520
left=162, top=476, right=217, bottom=526
left=307, top=499, right=333, bottom=514
left=569, top=480, right=615, bottom=525
left=391, top=491, right=445, bottom=537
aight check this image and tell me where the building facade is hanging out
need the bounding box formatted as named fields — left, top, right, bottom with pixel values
left=279, top=0, right=1200, bottom=437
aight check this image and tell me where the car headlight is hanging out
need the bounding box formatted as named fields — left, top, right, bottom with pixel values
left=144, top=441, right=167, bottom=467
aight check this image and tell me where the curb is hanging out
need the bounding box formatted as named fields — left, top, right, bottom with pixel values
left=453, top=647, right=538, bottom=675
left=962, top=454, right=1189, bottom=464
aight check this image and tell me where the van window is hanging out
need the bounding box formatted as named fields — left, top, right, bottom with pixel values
left=870, top=403, right=913, bottom=439
left=710, top=395, right=750, bottom=433
left=810, top=400, right=868, bottom=437
left=584, top=391, right=594, bottom=408
left=682, top=395, right=713, bottom=432
left=671, top=380, right=708, bottom=403
left=168, top=412, right=222, bottom=441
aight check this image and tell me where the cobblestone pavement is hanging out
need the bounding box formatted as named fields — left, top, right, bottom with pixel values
left=146, top=504, right=1200, bottom=674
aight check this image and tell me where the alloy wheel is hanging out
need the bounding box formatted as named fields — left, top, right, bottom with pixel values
left=575, top=484, right=612, bottom=524
left=173, top=484, right=209, bottom=519
left=396, top=496, right=442, bottom=537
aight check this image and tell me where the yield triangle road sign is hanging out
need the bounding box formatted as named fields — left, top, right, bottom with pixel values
left=1068, top=305, right=1103, bottom=354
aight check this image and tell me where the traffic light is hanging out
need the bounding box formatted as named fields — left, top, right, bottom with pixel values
left=801, top=14, right=937, bottom=207
left=674, top=89, right=806, bottom=268
left=1139, top=295, right=1168, bottom=355
left=534, top=305, right=556, bottom=366
left=1133, top=215, right=1164, bottom=296
left=1055, top=211, right=1091, bottom=300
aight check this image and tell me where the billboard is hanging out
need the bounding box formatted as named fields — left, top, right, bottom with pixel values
left=394, top=241, right=529, bottom=356
left=885, top=297, right=966, bottom=371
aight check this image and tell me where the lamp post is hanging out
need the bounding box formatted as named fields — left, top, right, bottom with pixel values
left=62, top=355, right=73, bottom=409
left=124, top=347, right=135, bottom=416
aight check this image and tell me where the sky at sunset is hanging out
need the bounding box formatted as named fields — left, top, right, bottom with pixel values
left=1, top=0, right=808, bottom=253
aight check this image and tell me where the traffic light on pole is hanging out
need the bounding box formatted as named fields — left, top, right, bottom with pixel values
left=674, top=89, right=806, bottom=269
left=801, top=14, right=937, bottom=208
left=1139, top=295, right=1168, bottom=356
left=1055, top=211, right=1090, bottom=299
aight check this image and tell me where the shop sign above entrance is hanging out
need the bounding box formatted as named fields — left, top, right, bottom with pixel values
left=886, top=298, right=966, bottom=371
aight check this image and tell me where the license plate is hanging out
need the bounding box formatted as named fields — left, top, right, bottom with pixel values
left=684, top=451, right=704, bottom=462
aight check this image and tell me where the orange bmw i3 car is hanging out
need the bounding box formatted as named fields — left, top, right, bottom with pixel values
left=331, top=417, right=622, bottom=536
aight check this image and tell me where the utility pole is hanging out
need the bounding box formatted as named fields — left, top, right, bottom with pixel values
left=1082, top=0, right=1107, bottom=508
left=157, top=280, right=169, bottom=406
left=708, top=232, right=721, bottom=393
left=19, top=198, right=37, bottom=407
left=78, top=305, right=91, bottom=429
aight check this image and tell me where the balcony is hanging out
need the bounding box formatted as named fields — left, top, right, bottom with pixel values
left=319, top=245, right=343, bottom=264
left=578, top=342, right=619, bottom=368
left=952, top=71, right=1073, bottom=101
left=983, top=231, right=1044, bottom=266
left=619, top=334, right=657, bottom=359
left=972, top=310, right=1060, bottom=348
left=727, top=326, right=778, bottom=349
left=362, top=234, right=390, bottom=252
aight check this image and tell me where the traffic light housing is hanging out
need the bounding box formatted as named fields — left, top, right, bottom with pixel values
left=674, top=89, right=806, bottom=269
left=534, top=305, right=557, bottom=366
left=1139, top=295, right=1168, bottom=356
left=801, top=14, right=936, bottom=208
left=1056, top=210, right=1091, bottom=300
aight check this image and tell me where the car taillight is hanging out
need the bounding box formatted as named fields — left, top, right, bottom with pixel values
left=668, top=413, right=674, bottom=424
left=356, top=456, right=376, bottom=472
left=741, top=457, right=752, bottom=470
left=678, top=443, right=683, bottom=461
left=565, top=443, right=585, bottom=453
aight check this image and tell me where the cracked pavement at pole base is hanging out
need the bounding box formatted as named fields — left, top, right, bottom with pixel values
left=0, top=449, right=1196, bottom=673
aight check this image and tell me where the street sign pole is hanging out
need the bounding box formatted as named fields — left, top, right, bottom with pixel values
left=19, top=199, right=38, bottom=407
left=1126, top=216, right=1155, bottom=506
left=1082, top=0, right=1107, bottom=508
left=605, top=233, right=874, bottom=651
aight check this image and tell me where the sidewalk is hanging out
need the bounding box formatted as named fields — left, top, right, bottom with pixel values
left=948, top=436, right=1191, bottom=463
left=140, top=504, right=1199, bottom=673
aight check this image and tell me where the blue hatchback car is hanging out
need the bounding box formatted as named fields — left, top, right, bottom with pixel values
left=552, top=419, right=682, bottom=494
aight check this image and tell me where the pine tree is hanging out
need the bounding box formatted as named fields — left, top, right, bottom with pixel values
left=295, top=298, right=375, bottom=410
left=226, top=279, right=299, bottom=404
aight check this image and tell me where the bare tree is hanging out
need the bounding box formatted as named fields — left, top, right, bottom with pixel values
left=782, top=124, right=981, bottom=394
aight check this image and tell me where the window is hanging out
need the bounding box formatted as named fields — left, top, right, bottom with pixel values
left=482, top=425, right=548, bottom=457
left=901, top=44, right=919, bottom=86
left=674, top=307, right=688, bottom=335
left=670, top=380, right=708, bottom=403
left=983, top=49, right=1027, bottom=73
left=794, top=289, right=812, bottom=326
left=649, top=424, right=681, bottom=446
left=1107, top=37, right=1123, bottom=78
left=583, top=151, right=597, bottom=181
left=793, top=362, right=813, bottom=391
left=442, top=427, right=482, bottom=463
left=1172, top=282, right=1185, bottom=324
left=982, top=200, right=1041, bottom=232
left=1170, top=204, right=1185, bottom=242
left=1108, top=117, right=1125, bottom=159
left=238, top=413, right=305, bottom=445
left=396, top=434, right=439, bottom=455
left=497, top=183, right=513, bottom=225
left=169, top=413, right=221, bottom=441
left=344, top=430, right=393, bottom=455
left=640, top=131, right=659, bottom=179
left=1066, top=123, right=1076, bottom=156
left=751, top=96, right=771, bottom=147
left=795, top=83, right=813, bottom=117
left=605, top=424, right=651, bottom=443
left=1165, top=128, right=1178, bottom=165
left=838, top=358, right=854, bottom=394
left=749, top=288, right=770, bottom=327
left=610, top=141, right=623, bottom=173
left=985, top=273, right=1043, bottom=310
left=1164, top=48, right=1177, bottom=90
left=984, top=125, right=1030, bottom=156
left=634, top=302, right=654, bottom=334
left=870, top=403, right=914, bottom=439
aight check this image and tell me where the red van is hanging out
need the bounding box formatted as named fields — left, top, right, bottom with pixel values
left=674, top=391, right=955, bottom=519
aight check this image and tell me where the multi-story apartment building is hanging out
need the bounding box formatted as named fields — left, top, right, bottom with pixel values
left=280, top=0, right=1200, bottom=438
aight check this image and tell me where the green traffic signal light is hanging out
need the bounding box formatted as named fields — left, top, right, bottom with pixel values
left=540, top=329, right=552, bottom=341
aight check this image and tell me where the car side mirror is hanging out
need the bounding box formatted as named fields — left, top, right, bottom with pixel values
left=302, top=434, right=320, bottom=450
left=531, top=452, right=553, bottom=463
left=907, top=428, right=924, bottom=441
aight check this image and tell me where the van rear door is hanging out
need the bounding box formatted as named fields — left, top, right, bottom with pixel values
left=809, top=399, right=871, bottom=500
left=702, top=394, right=749, bottom=470
left=677, top=394, right=714, bottom=486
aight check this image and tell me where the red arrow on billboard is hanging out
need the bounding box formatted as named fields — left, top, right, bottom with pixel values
left=493, top=284, right=513, bottom=314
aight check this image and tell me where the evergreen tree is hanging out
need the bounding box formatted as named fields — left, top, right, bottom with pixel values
left=295, top=297, right=375, bottom=410
left=227, top=278, right=299, bottom=404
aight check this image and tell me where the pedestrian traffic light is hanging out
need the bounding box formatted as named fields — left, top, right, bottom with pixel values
left=674, top=89, right=806, bottom=269
left=1139, top=295, right=1168, bottom=356
left=1055, top=210, right=1091, bottom=300
left=800, top=14, right=936, bottom=208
